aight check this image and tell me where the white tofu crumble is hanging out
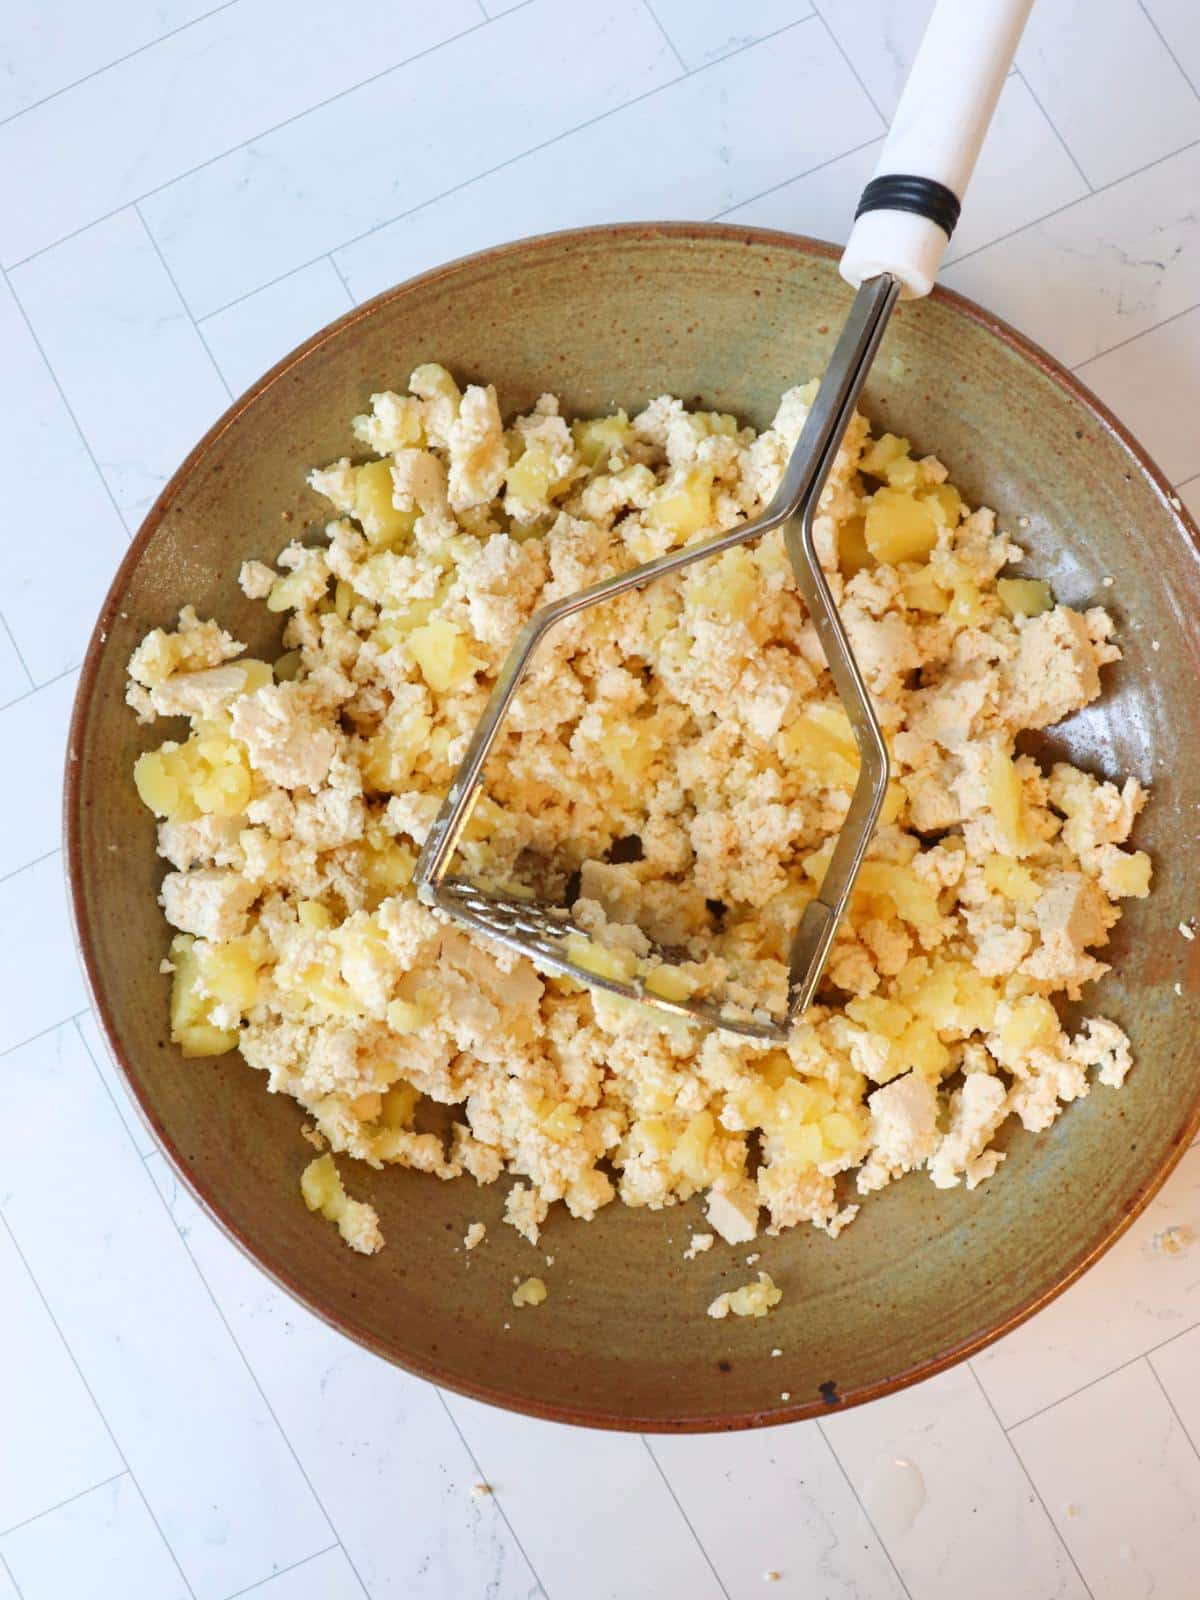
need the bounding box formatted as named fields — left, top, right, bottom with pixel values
left=128, top=365, right=1151, bottom=1259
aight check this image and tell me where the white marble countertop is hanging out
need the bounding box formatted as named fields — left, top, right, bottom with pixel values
left=3, top=1, right=1200, bottom=1596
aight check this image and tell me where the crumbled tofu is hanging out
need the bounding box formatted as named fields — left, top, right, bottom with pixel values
left=705, top=1181, right=761, bottom=1245
left=464, top=1222, right=486, bottom=1251
left=857, top=1071, right=940, bottom=1194
left=130, top=367, right=1148, bottom=1259
left=239, top=560, right=277, bottom=600
left=159, top=868, right=256, bottom=942
left=512, top=1276, right=547, bottom=1308
left=230, top=683, right=338, bottom=790
left=928, top=1074, right=1009, bottom=1190
left=447, top=384, right=508, bottom=511
left=707, top=1271, right=782, bottom=1320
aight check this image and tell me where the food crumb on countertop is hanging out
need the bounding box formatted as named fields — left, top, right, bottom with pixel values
left=684, top=1233, right=714, bottom=1260
left=770, top=1347, right=783, bottom=1357
left=512, top=1276, right=547, bottom=1308
left=464, top=1222, right=486, bottom=1250
left=1152, top=1224, right=1194, bottom=1256
left=472, top=1482, right=493, bottom=1497
left=1181, top=923, right=1196, bottom=941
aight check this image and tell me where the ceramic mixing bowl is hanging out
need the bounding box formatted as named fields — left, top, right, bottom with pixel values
left=66, top=225, right=1200, bottom=1429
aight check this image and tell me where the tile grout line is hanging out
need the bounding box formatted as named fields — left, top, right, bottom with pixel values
left=3, top=6, right=521, bottom=279
left=432, top=1391, right=550, bottom=1599
left=0, top=1009, right=91, bottom=1062
left=0, top=613, right=36, bottom=691
left=967, top=1362, right=1097, bottom=1600
left=2, top=264, right=134, bottom=542
left=1013, top=65, right=1095, bottom=193
left=140, top=1155, right=372, bottom=1600
left=710, top=132, right=883, bottom=226
left=68, top=1019, right=371, bottom=1598
left=14, top=3, right=804, bottom=317
left=814, top=1420, right=915, bottom=1600
left=0, top=1551, right=23, bottom=1600
left=1138, top=0, right=1200, bottom=100
left=223, top=1541, right=340, bottom=1600
left=0, top=846, right=62, bottom=888
left=1145, top=1353, right=1200, bottom=1466
left=0, top=660, right=82, bottom=716
left=811, top=9, right=888, bottom=126
left=237, top=9, right=817, bottom=322
left=945, top=133, right=1200, bottom=271
left=134, top=202, right=234, bottom=400
left=640, top=1435, right=732, bottom=1600
left=1073, top=291, right=1200, bottom=370
left=0, top=1209, right=199, bottom=1599
left=641, top=0, right=690, bottom=77
left=71, top=1015, right=157, bottom=1160
left=0, top=1470, right=129, bottom=1544
left=1004, top=1303, right=1200, bottom=1433
left=327, top=253, right=357, bottom=307
left=0, top=0, right=243, bottom=132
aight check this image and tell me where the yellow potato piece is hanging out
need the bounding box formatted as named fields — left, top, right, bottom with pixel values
left=998, top=577, right=1054, bottom=618
left=864, top=486, right=939, bottom=564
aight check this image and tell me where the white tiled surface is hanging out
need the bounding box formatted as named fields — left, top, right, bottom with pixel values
left=3, top=2, right=1200, bottom=1596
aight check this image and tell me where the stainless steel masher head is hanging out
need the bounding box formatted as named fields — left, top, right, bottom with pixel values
left=414, top=0, right=1034, bottom=1040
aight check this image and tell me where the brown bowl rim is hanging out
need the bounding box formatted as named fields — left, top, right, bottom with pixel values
left=64, top=220, right=1200, bottom=1432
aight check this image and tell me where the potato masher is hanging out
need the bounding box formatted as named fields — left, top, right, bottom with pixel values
left=415, top=0, right=1035, bottom=1040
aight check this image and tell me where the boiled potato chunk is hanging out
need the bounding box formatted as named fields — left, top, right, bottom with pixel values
left=860, top=432, right=909, bottom=477
left=571, top=410, right=632, bottom=466
left=987, top=749, right=1031, bottom=855
left=505, top=443, right=558, bottom=506
left=687, top=547, right=758, bottom=619
left=668, top=1110, right=718, bottom=1183
left=564, top=935, right=638, bottom=984
left=645, top=466, right=714, bottom=540
left=355, top=459, right=416, bottom=547
left=407, top=619, right=482, bottom=692
left=134, top=733, right=253, bottom=822
left=900, top=566, right=950, bottom=614
left=919, top=483, right=962, bottom=528
left=855, top=861, right=941, bottom=928
left=643, top=964, right=696, bottom=1003
left=779, top=702, right=860, bottom=788
left=983, top=853, right=1039, bottom=903
left=838, top=514, right=874, bottom=575
left=1103, top=850, right=1152, bottom=897
left=998, top=577, right=1053, bottom=618
left=864, top=487, right=939, bottom=563
left=168, top=933, right=238, bottom=1057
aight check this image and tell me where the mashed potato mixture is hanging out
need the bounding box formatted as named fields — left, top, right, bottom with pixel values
left=127, top=364, right=1151, bottom=1256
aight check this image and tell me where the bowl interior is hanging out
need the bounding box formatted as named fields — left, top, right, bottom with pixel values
left=69, top=225, right=1200, bottom=1429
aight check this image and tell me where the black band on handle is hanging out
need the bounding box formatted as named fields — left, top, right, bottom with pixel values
left=854, top=174, right=961, bottom=239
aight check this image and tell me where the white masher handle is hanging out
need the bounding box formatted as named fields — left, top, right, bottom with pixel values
left=840, top=0, right=1035, bottom=300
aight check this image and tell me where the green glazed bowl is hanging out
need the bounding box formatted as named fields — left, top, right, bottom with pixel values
left=66, top=225, right=1200, bottom=1430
